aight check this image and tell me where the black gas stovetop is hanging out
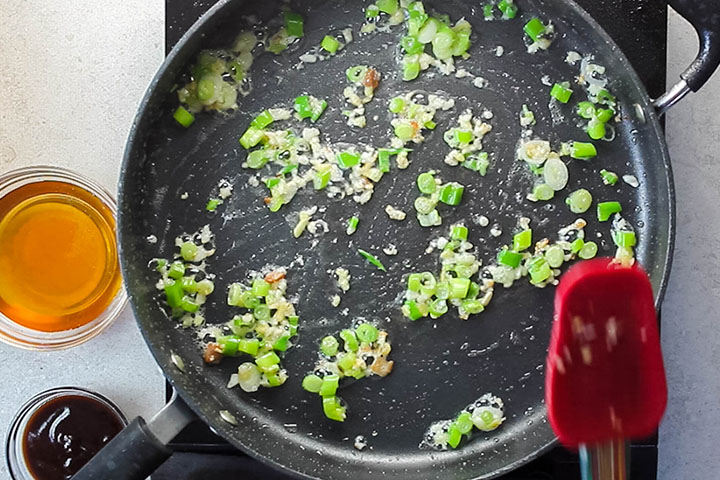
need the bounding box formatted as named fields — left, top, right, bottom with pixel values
left=154, top=2, right=667, bottom=478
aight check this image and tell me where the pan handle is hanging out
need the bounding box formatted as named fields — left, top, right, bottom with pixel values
left=72, top=391, right=195, bottom=480
left=654, top=0, right=720, bottom=114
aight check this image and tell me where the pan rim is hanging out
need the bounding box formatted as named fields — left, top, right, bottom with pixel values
left=117, top=0, right=675, bottom=477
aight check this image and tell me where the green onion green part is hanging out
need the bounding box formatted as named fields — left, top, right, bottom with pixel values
left=358, top=249, right=387, bottom=272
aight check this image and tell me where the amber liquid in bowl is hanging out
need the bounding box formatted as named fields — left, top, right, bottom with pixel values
left=0, top=181, right=121, bottom=332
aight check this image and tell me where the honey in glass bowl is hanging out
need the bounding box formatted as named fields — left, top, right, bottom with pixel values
left=0, top=167, right=125, bottom=347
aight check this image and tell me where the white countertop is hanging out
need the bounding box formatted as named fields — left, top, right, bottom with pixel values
left=0, top=3, right=718, bottom=479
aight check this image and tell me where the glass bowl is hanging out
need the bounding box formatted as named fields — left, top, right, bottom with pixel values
left=0, top=166, right=128, bottom=350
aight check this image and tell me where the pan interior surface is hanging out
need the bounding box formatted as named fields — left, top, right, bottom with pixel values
left=119, top=0, right=673, bottom=478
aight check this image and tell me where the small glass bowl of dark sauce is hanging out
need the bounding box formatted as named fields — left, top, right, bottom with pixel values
left=5, top=387, right=127, bottom=480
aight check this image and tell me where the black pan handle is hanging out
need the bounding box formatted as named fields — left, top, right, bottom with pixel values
left=72, top=392, right=195, bottom=480
left=655, top=0, right=720, bottom=113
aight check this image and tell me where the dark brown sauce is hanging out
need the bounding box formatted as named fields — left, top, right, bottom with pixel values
left=22, top=395, right=124, bottom=480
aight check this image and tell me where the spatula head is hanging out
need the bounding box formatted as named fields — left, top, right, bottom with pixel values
left=546, top=258, right=667, bottom=446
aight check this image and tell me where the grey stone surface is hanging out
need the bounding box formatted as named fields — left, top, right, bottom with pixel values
left=0, top=3, right=718, bottom=479
left=0, top=1, right=166, bottom=478
left=657, top=10, right=720, bottom=480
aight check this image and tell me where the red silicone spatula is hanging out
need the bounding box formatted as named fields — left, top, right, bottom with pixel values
left=546, top=258, right=667, bottom=480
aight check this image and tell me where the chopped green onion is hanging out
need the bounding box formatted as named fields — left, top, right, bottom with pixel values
left=239, top=127, right=265, bottom=149
left=455, top=129, right=474, bottom=144
left=401, top=35, right=424, bottom=55
left=451, top=225, right=468, bottom=241
left=388, top=97, right=406, bottom=113
left=497, top=248, right=523, bottom=268
left=265, top=177, right=280, bottom=189
left=578, top=241, right=598, bottom=259
left=513, top=229, right=532, bottom=252
left=251, top=278, right=271, bottom=297
left=577, top=101, right=595, bottom=119
left=483, top=4, right=495, bottom=19
left=550, top=83, right=573, bottom=103
left=181, top=276, right=198, bottom=293
left=180, top=241, right=198, bottom=261
left=439, top=183, right=464, bottom=206
left=337, top=151, right=361, bottom=169
left=319, top=374, right=340, bottom=397
left=394, top=120, right=416, bottom=141
left=321, top=35, right=340, bottom=54
left=449, top=278, right=471, bottom=299
left=197, top=77, right=215, bottom=101
left=407, top=273, right=422, bottom=292
left=347, top=216, right=359, bottom=235
left=431, top=25, right=457, bottom=60
left=173, top=106, right=195, bottom=127
left=597, top=201, right=622, bottom=222
left=346, top=65, right=368, bottom=83
left=337, top=352, right=357, bottom=372
left=255, top=351, right=280, bottom=369
left=587, top=120, right=606, bottom=140
left=206, top=198, right=221, bottom=212
left=240, top=339, right=260, bottom=356
left=570, top=142, right=597, bottom=160
left=544, top=245, right=565, bottom=268
left=456, top=411, right=474, bottom=434
left=461, top=299, right=484, bottom=314
left=447, top=424, right=463, bottom=448
left=366, top=5, right=380, bottom=17
left=566, top=188, right=593, bottom=214
left=358, top=249, right=386, bottom=272
left=596, top=89, right=616, bottom=105
left=497, top=0, right=518, bottom=19
left=164, top=280, right=184, bottom=308
left=322, top=395, right=346, bottom=422
left=376, top=0, right=399, bottom=14
left=294, top=95, right=328, bottom=122
left=302, top=374, right=323, bottom=393
left=429, top=299, right=448, bottom=317
left=414, top=196, right=436, bottom=215
left=524, top=18, right=546, bottom=42
left=528, top=257, right=552, bottom=284
left=533, top=183, right=555, bottom=201
left=418, top=18, right=439, bottom=44
left=340, top=329, right=359, bottom=351
left=417, top=172, right=436, bottom=194
left=571, top=238, right=585, bottom=254
left=218, top=336, right=239, bottom=356
left=377, top=149, right=392, bottom=172
left=405, top=300, right=423, bottom=321
left=595, top=108, right=614, bottom=123
left=313, top=168, right=331, bottom=190
left=284, top=12, right=304, bottom=37
left=600, top=169, right=619, bottom=185
left=251, top=110, right=274, bottom=129
left=179, top=295, right=199, bottom=313
left=168, top=261, right=185, bottom=280
left=320, top=336, right=340, bottom=356
left=403, top=58, right=421, bottom=81
left=614, top=231, right=637, bottom=247
left=197, top=279, right=214, bottom=296
left=463, top=153, right=489, bottom=175
left=246, top=149, right=271, bottom=169
left=356, top=323, right=379, bottom=343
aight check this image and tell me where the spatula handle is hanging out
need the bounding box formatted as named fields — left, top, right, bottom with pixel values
left=579, top=439, right=628, bottom=480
